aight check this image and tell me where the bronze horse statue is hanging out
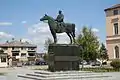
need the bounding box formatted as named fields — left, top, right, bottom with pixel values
left=40, top=14, right=75, bottom=44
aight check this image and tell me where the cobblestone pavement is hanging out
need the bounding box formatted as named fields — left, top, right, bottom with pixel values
left=0, top=66, right=120, bottom=80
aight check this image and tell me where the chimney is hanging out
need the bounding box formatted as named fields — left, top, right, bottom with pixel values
left=6, top=40, right=9, bottom=43
left=20, top=39, right=22, bottom=42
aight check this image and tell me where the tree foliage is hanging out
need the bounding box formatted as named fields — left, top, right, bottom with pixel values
left=99, top=43, right=108, bottom=60
left=44, top=38, right=53, bottom=61
left=43, top=53, right=49, bottom=61
left=110, top=59, right=120, bottom=70
left=76, top=26, right=100, bottom=61
left=44, top=38, right=53, bottom=51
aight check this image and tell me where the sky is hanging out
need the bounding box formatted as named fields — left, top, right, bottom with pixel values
left=0, top=0, right=119, bottom=52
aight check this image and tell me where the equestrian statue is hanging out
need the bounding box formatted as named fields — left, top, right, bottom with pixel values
left=40, top=10, right=75, bottom=44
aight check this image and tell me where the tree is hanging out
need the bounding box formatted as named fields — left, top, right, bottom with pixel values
left=43, top=53, right=49, bottom=61
left=44, top=38, right=53, bottom=52
left=99, top=43, right=108, bottom=62
left=76, top=26, right=100, bottom=61
left=44, top=38, right=53, bottom=61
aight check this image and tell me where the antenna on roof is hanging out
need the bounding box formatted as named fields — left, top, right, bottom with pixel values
left=20, top=39, right=22, bottom=42
left=12, top=38, right=14, bottom=41
left=6, top=40, right=9, bottom=43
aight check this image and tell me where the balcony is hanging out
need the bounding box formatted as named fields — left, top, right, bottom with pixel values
left=28, top=52, right=35, bottom=57
left=12, top=49, right=20, bottom=52
left=27, top=50, right=36, bottom=53
left=28, top=48, right=36, bottom=51
left=28, top=49, right=36, bottom=51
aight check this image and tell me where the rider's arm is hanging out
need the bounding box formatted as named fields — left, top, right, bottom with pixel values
left=55, top=16, right=59, bottom=21
left=59, top=14, right=64, bottom=21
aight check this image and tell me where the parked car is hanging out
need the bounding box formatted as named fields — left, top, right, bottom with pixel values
left=91, top=61, right=101, bottom=66
left=102, top=61, right=107, bottom=65
left=80, top=60, right=88, bottom=65
left=35, top=59, right=47, bottom=65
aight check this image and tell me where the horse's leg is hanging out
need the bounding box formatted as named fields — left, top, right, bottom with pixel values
left=66, top=32, right=72, bottom=44
left=72, top=24, right=75, bottom=44
left=51, top=30, right=57, bottom=43
left=54, top=34, right=57, bottom=43
left=70, top=33, right=75, bottom=44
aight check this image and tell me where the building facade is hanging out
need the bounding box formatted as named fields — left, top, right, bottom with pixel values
left=105, top=4, right=120, bottom=59
left=0, top=50, right=8, bottom=67
left=0, top=39, right=37, bottom=66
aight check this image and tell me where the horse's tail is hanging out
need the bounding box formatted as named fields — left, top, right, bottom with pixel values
left=72, top=24, right=75, bottom=37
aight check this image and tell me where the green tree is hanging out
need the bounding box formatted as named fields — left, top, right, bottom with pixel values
left=44, top=38, right=53, bottom=61
left=43, top=53, right=49, bottom=61
left=76, top=26, right=100, bottom=61
left=99, top=43, right=108, bottom=62
left=44, top=38, right=53, bottom=52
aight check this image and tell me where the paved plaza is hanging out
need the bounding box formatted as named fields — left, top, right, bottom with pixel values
left=0, top=66, right=119, bottom=80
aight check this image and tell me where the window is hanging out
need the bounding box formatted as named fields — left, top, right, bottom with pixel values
left=28, top=47, right=35, bottom=50
left=21, top=47, right=26, bottom=50
left=114, top=23, right=118, bottom=35
left=113, top=10, right=118, bottom=15
left=115, top=46, right=119, bottom=58
left=1, top=57, right=6, bottom=62
left=28, top=53, right=35, bottom=56
left=2, top=47, right=8, bottom=50
left=12, top=53, right=19, bottom=56
left=12, top=47, right=14, bottom=50
left=21, top=53, right=26, bottom=57
left=12, top=47, right=19, bottom=50
left=111, top=18, right=119, bottom=23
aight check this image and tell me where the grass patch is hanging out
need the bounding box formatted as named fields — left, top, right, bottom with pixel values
left=81, top=67, right=120, bottom=72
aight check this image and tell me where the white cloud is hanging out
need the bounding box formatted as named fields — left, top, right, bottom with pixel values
left=28, top=22, right=49, bottom=35
left=92, top=28, right=99, bottom=33
left=28, top=22, right=72, bottom=52
left=0, top=22, right=12, bottom=26
left=21, top=21, right=27, bottom=24
left=0, top=32, right=14, bottom=38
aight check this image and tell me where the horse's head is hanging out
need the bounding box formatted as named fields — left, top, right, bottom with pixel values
left=40, top=14, right=49, bottom=21
left=40, top=14, right=55, bottom=22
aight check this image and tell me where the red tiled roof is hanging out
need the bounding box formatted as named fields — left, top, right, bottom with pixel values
left=104, top=4, right=120, bottom=11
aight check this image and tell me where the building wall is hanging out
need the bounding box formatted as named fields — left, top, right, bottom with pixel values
left=0, top=62, right=7, bottom=67
left=1, top=47, right=36, bottom=62
left=4, top=48, right=12, bottom=56
left=105, top=7, right=120, bottom=59
left=4, top=47, right=36, bottom=56
left=106, top=39, right=120, bottom=59
left=106, top=8, right=120, bottom=36
left=0, top=40, right=37, bottom=67
left=0, top=57, right=8, bottom=67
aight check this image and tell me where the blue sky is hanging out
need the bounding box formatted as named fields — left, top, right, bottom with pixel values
left=0, top=0, right=119, bottom=52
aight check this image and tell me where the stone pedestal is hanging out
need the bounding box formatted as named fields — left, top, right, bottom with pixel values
left=48, top=44, right=80, bottom=72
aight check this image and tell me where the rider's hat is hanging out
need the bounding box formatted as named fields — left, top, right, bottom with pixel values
left=59, top=10, right=62, bottom=13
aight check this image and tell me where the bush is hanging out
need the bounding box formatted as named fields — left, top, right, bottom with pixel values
left=43, top=53, right=49, bottom=61
left=81, top=67, right=115, bottom=72
left=110, top=59, right=120, bottom=71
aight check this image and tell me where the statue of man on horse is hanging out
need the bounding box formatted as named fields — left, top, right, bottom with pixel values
left=40, top=11, right=75, bottom=44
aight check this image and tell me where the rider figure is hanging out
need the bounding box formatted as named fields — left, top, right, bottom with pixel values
left=55, top=10, right=64, bottom=26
